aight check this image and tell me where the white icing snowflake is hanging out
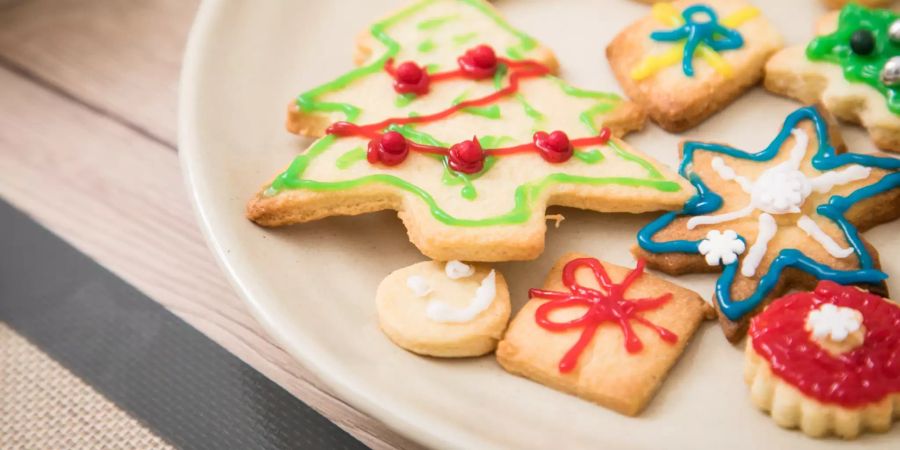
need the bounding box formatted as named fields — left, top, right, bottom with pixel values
left=806, top=303, right=863, bottom=342
left=689, top=129, right=870, bottom=277
left=698, top=229, right=746, bottom=266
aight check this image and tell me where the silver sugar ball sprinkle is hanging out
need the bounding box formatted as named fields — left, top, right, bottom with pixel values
left=882, top=56, right=900, bottom=87
left=889, top=19, right=900, bottom=43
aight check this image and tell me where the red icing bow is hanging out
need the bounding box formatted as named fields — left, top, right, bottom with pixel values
left=530, top=258, right=677, bottom=373
left=458, top=45, right=499, bottom=79
left=367, top=131, right=409, bottom=166
left=448, top=137, right=485, bottom=174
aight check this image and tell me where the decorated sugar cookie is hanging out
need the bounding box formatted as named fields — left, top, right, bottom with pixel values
left=376, top=260, right=510, bottom=357
left=745, top=281, right=900, bottom=438
left=496, top=253, right=711, bottom=416
left=766, top=4, right=900, bottom=152
left=246, top=0, right=695, bottom=262
left=607, top=0, right=783, bottom=131
left=635, top=106, right=900, bottom=341
left=821, top=0, right=893, bottom=9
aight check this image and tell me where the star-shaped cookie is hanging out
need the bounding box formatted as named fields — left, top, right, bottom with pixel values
left=247, top=0, right=694, bottom=261
left=634, top=106, right=900, bottom=341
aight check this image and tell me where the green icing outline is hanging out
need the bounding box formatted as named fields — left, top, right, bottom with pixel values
left=806, top=4, right=900, bottom=115
left=335, top=146, right=366, bottom=169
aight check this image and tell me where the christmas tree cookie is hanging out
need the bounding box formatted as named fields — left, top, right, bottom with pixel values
left=745, top=281, right=900, bottom=438
left=247, top=0, right=694, bottom=262
left=635, top=106, right=900, bottom=341
left=496, top=253, right=712, bottom=416
left=766, top=4, right=900, bottom=152
left=607, top=0, right=783, bottom=131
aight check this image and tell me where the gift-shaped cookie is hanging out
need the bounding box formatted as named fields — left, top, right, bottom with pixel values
left=607, top=0, right=782, bottom=131
left=496, top=253, right=711, bottom=416
left=247, top=0, right=694, bottom=262
left=635, top=106, right=900, bottom=342
left=766, top=4, right=900, bottom=152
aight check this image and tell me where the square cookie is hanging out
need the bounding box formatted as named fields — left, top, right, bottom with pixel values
left=496, top=253, right=712, bottom=416
left=607, top=0, right=783, bottom=131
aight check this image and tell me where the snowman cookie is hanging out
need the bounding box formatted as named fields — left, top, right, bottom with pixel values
left=766, top=4, right=900, bottom=152
left=745, top=281, right=900, bottom=438
left=376, top=260, right=510, bottom=357
left=496, top=253, right=711, bottom=416
left=635, top=106, right=900, bottom=341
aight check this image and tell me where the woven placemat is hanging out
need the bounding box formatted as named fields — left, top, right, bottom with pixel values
left=0, top=322, right=172, bottom=449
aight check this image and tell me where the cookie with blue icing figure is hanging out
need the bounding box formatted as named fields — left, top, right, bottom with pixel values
left=376, top=260, right=510, bottom=357
left=607, top=0, right=783, bottom=132
left=766, top=4, right=900, bottom=152
left=633, top=105, right=900, bottom=341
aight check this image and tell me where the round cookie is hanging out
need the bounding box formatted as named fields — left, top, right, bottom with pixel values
left=744, top=281, right=900, bottom=439
left=376, top=260, right=510, bottom=357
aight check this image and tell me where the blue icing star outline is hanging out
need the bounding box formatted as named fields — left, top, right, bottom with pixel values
left=651, top=4, right=745, bottom=76
left=637, top=106, right=900, bottom=321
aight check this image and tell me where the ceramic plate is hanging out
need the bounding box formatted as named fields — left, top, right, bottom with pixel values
left=179, top=1, right=900, bottom=448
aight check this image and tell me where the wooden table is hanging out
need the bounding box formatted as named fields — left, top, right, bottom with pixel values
left=0, top=1, right=418, bottom=448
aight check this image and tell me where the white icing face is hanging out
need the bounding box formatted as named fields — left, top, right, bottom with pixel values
left=445, top=260, right=475, bottom=279
left=806, top=303, right=863, bottom=343
left=749, top=167, right=812, bottom=214
left=426, top=270, right=497, bottom=323
left=698, top=229, right=746, bottom=266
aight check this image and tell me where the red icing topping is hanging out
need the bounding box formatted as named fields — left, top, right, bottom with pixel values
left=533, top=130, right=573, bottom=163
left=324, top=47, right=613, bottom=172
left=749, top=280, right=900, bottom=407
left=448, top=137, right=485, bottom=174
left=392, top=61, right=430, bottom=95
left=458, top=45, right=499, bottom=78
left=367, top=131, right=409, bottom=166
left=530, top=258, right=676, bottom=373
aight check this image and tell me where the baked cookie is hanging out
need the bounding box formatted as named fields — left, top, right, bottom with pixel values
left=496, top=253, right=712, bottom=416
left=248, top=0, right=694, bottom=262
left=766, top=4, right=900, bottom=152
left=377, top=260, right=510, bottom=357
left=821, top=0, right=893, bottom=9
left=607, top=0, right=783, bottom=132
left=634, top=106, right=900, bottom=342
left=745, top=281, right=900, bottom=438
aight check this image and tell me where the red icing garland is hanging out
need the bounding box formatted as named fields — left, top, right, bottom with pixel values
left=749, top=280, right=900, bottom=407
left=529, top=258, right=677, bottom=373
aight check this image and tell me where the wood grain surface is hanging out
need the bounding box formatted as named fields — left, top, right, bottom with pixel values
left=0, top=0, right=418, bottom=448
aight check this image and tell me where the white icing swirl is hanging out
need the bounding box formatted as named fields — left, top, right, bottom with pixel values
left=426, top=270, right=496, bottom=323
left=406, top=275, right=432, bottom=297
left=445, top=260, right=475, bottom=279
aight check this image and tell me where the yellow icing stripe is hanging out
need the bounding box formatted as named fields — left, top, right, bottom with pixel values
left=721, top=7, right=760, bottom=28
left=696, top=45, right=733, bottom=78
left=651, top=3, right=684, bottom=27
left=630, top=44, right=684, bottom=80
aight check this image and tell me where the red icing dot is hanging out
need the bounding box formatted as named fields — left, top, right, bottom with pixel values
left=448, top=137, right=485, bottom=173
left=458, top=45, right=498, bottom=79
left=749, top=280, right=900, bottom=407
left=393, top=61, right=429, bottom=95
left=367, top=131, right=409, bottom=166
left=533, top=130, right=573, bottom=163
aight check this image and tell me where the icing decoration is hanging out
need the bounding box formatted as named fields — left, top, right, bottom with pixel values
left=445, top=260, right=475, bottom=279
left=457, top=44, right=498, bottom=78
left=529, top=258, right=676, bottom=373
left=698, top=229, right=745, bottom=266
left=750, top=280, right=900, bottom=407
left=632, top=3, right=759, bottom=80
left=533, top=130, right=573, bottom=163
left=367, top=131, right=409, bottom=166
left=270, top=0, right=685, bottom=227
left=426, top=270, right=496, bottom=322
left=805, top=303, right=862, bottom=343
left=406, top=275, right=433, bottom=297
left=807, top=4, right=900, bottom=114
left=392, top=61, right=430, bottom=95
left=448, top=137, right=485, bottom=173
left=637, top=106, right=900, bottom=322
